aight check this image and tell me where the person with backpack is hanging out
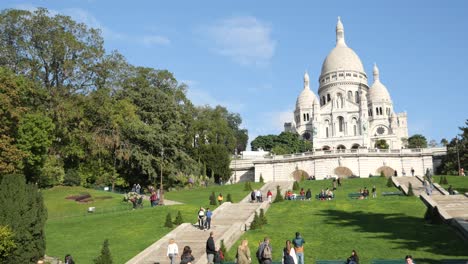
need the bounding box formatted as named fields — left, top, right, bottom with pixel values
left=256, top=237, right=272, bottom=264
left=214, top=247, right=225, bottom=264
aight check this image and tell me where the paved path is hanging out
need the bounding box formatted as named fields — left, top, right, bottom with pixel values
left=393, top=175, right=443, bottom=196
left=126, top=181, right=292, bottom=264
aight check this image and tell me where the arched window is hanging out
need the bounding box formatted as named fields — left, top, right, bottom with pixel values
left=322, top=96, right=326, bottom=105
left=325, top=119, right=330, bottom=137
left=338, top=116, right=344, bottom=132
left=379, top=107, right=383, bottom=115
left=327, top=94, right=331, bottom=102
left=326, top=127, right=329, bottom=138
left=352, top=117, right=358, bottom=136
left=303, top=113, right=306, bottom=121
left=347, top=91, right=353, bottom=101
left=306, top=113, right=310, bottom=121
left=355, top=91, right=359, bottom=103
left=376, top=107, right=379, bottom=115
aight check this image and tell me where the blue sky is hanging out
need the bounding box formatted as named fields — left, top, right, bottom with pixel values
left=2, top=0, right=468, bottom=147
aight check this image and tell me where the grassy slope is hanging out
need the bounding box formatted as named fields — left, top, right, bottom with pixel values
left=433, top=175, right=468, bottom=193
left=44, top=183, right=262, bottom=263
left=226, top=177, right=468, bottom=264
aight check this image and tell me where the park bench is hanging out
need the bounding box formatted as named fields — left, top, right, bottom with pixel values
left=371, top=259, right=405, bottom=264
left=316, top=260, right=346, bottom=264
left=348, top=192, right=362, bottom=199
left=382, top=191, right=404, bottom=196
left=440, top=259, right=468, bottom=264
left=315, top=194, right=335, bottom=200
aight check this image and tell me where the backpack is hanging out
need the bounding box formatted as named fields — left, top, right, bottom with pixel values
left=262, top=245, right=272, bottom=259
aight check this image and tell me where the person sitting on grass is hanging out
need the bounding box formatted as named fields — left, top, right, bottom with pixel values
left=217, top=193, right=223, bottom=205
left=306, top=188, right=312, bottom=200
left=362, top=187, right=369, bottom=198
left=299, top=188, right=305, bottom=199
left=346, top=250, right=359, bottom=264
left=405, top=255, right=415, bottom=264
left=318, top=189, right=326, bottom=200
left=326, top=188, right=334, bottom=200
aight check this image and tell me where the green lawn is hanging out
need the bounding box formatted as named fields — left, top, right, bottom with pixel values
left=44, top=182, right=262, bottom=263
left=433, top=175, right=468, bottom=193
left=226, top=177, right=468, bottom=264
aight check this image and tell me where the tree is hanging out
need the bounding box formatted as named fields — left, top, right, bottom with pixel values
left=386, top=176, right=393, bottom=187
left=259, top=174, right=264, bottom=183
left=293, top=181, right=300, bottom=191
left=226, top=193, right=233, bottom=203
left=439, top=120, right=468, bottom=175
left=428, top=140, right=438, bottom=148
left=408, top=134, right=428, bottom=148
left=0, top=174, right=47, bottom=263
left=174, top=211, right=184, bottom=225
left=250, top=211, right=260, bottom=230
left=209, top=192, right=217, bottom=206
left=0, top=225, right=16, bottom=260
left=440, top=138, right=449, bottom=147
left=16, top=113, right=55, bottom=186
left=259, top=208, right=267, bottom=225
left=407, top=183, right=414, bottom=196
left=164, top=213, right=173, bottom=228
left=251, top=132, right=312, bottom=154
left=274, top=185, right=284, bottom=203
left=94, top=239, right=113, bottom=264
left=375, top=139, right=389, bottom=149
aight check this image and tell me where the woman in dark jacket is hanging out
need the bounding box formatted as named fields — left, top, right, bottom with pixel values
left=347, top=250, right=359, bottom=264
left=180, top=246, right=195, bottom=264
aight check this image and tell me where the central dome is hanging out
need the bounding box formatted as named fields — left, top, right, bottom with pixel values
left=321, top=46, right=365, bottom=76
left=320, top=17, right=365, bottom=77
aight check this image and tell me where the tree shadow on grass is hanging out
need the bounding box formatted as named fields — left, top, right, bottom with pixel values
left=318, top=209, right=468, bottom=260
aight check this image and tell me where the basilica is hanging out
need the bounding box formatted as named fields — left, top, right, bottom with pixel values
left=284, top=17, right=408, bottom=150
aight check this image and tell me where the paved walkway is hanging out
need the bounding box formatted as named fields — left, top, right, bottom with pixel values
left=394, top=175, right=468, bottom=240
left=126, top=181, right=292, bottom=264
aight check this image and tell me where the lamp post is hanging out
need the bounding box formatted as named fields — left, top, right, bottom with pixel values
left=159, top=148, right=164, bottom=205
left=456, top=137, right=461, bottom=176
left=273, top=154, right=276, bottom=182
left=234, top=149, right=238, bottom=183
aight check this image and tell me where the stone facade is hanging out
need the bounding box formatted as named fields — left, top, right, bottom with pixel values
left=230, top=148, right=447, bottom=182
left=284, top=17, right=408, bottom=150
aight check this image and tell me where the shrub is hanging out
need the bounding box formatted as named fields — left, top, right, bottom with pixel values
left=293, top=181, right=300, bottom=191
left=380, top=171, right=385, bottom=177
left=442, top=176, right=449, bottom=185
left=63, top=169, right=81, bottom=186
left=259, top=174, right=264, bottom=183
left=407, top=183, right=415, bottom=196
left=386, top=176, right=393, bottom=187
left=94, top=239, right=113, bottom=264
left=274, top=185, right=284, bottom=203
left=174, top=211, right=184, bottom=225
left=439, top=176, right=443, bottom=184
left=209, top=192, right=217, bottom=206
left=0, top=174, right=47, bottom=263
left=259, top=208, right=267, bottom=225
left=226, top=193, right=233, bottom=203
left=244, top=181, right=252, bottom=191
left=250, top=211, right=260, bottom=230
left=164, top=213, right=173, bottom=228
left=0, top=225, right=16, bottom=259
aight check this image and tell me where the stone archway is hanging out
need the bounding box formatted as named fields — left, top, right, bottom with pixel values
left=334, top=166, right=353, bottom=177
left=351, top=144, right=360, bottom=149
left=337, top=144, right=346, bottom=150
left=290, top=170, right=309, bottom=181
left=322, top=145, right=331, bottom=150
left=376, top=166, right=395, bottom=177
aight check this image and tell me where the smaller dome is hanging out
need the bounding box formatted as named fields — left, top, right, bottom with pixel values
left=368, top=64, right=392, bottom=103
left=296, top=87, right=317, bottom=109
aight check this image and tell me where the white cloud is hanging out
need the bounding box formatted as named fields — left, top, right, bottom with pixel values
left=62, top=8, right=124, bottom=40
left=186, top=87, right=244, bottom=113
left=142, top=35, right=171, bottom=46
left=200, top=16, right=276, bottom=66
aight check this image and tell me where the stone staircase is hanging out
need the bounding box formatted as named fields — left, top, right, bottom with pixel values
left=125, top=181, right=292, bottom=264
left=393, top=175, right=443, bottom=196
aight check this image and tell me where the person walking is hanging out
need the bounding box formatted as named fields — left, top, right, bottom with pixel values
left=292, top=232, right=305, bottom=264
left=180, top=246, right=194, bottom=264
left=167, top=238, right=179, bottom=264
left=206, top=231, right=216, bottom=264
left=267, top=190, right=273, bottom=203
left=283, top=240, right=296, bottom=264
left=198, top=207, right=205, bottom=230
left=411, top=167, right=415, bottom=176
left=372, top=185, right=377, bottom=198
left=205, top=208, right=213, bottom=230
left=256, top=237, right=272, bottom=264
left=237, top=239, right=251, bottom=264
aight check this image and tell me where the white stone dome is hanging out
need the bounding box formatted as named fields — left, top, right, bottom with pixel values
left=296, top=88, right=317, bottom=109
left=368, top=64, right=392, bottom=102
left=320, top=17, right=365, bottom=76
left=321, top=46, right=365, bottom=75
